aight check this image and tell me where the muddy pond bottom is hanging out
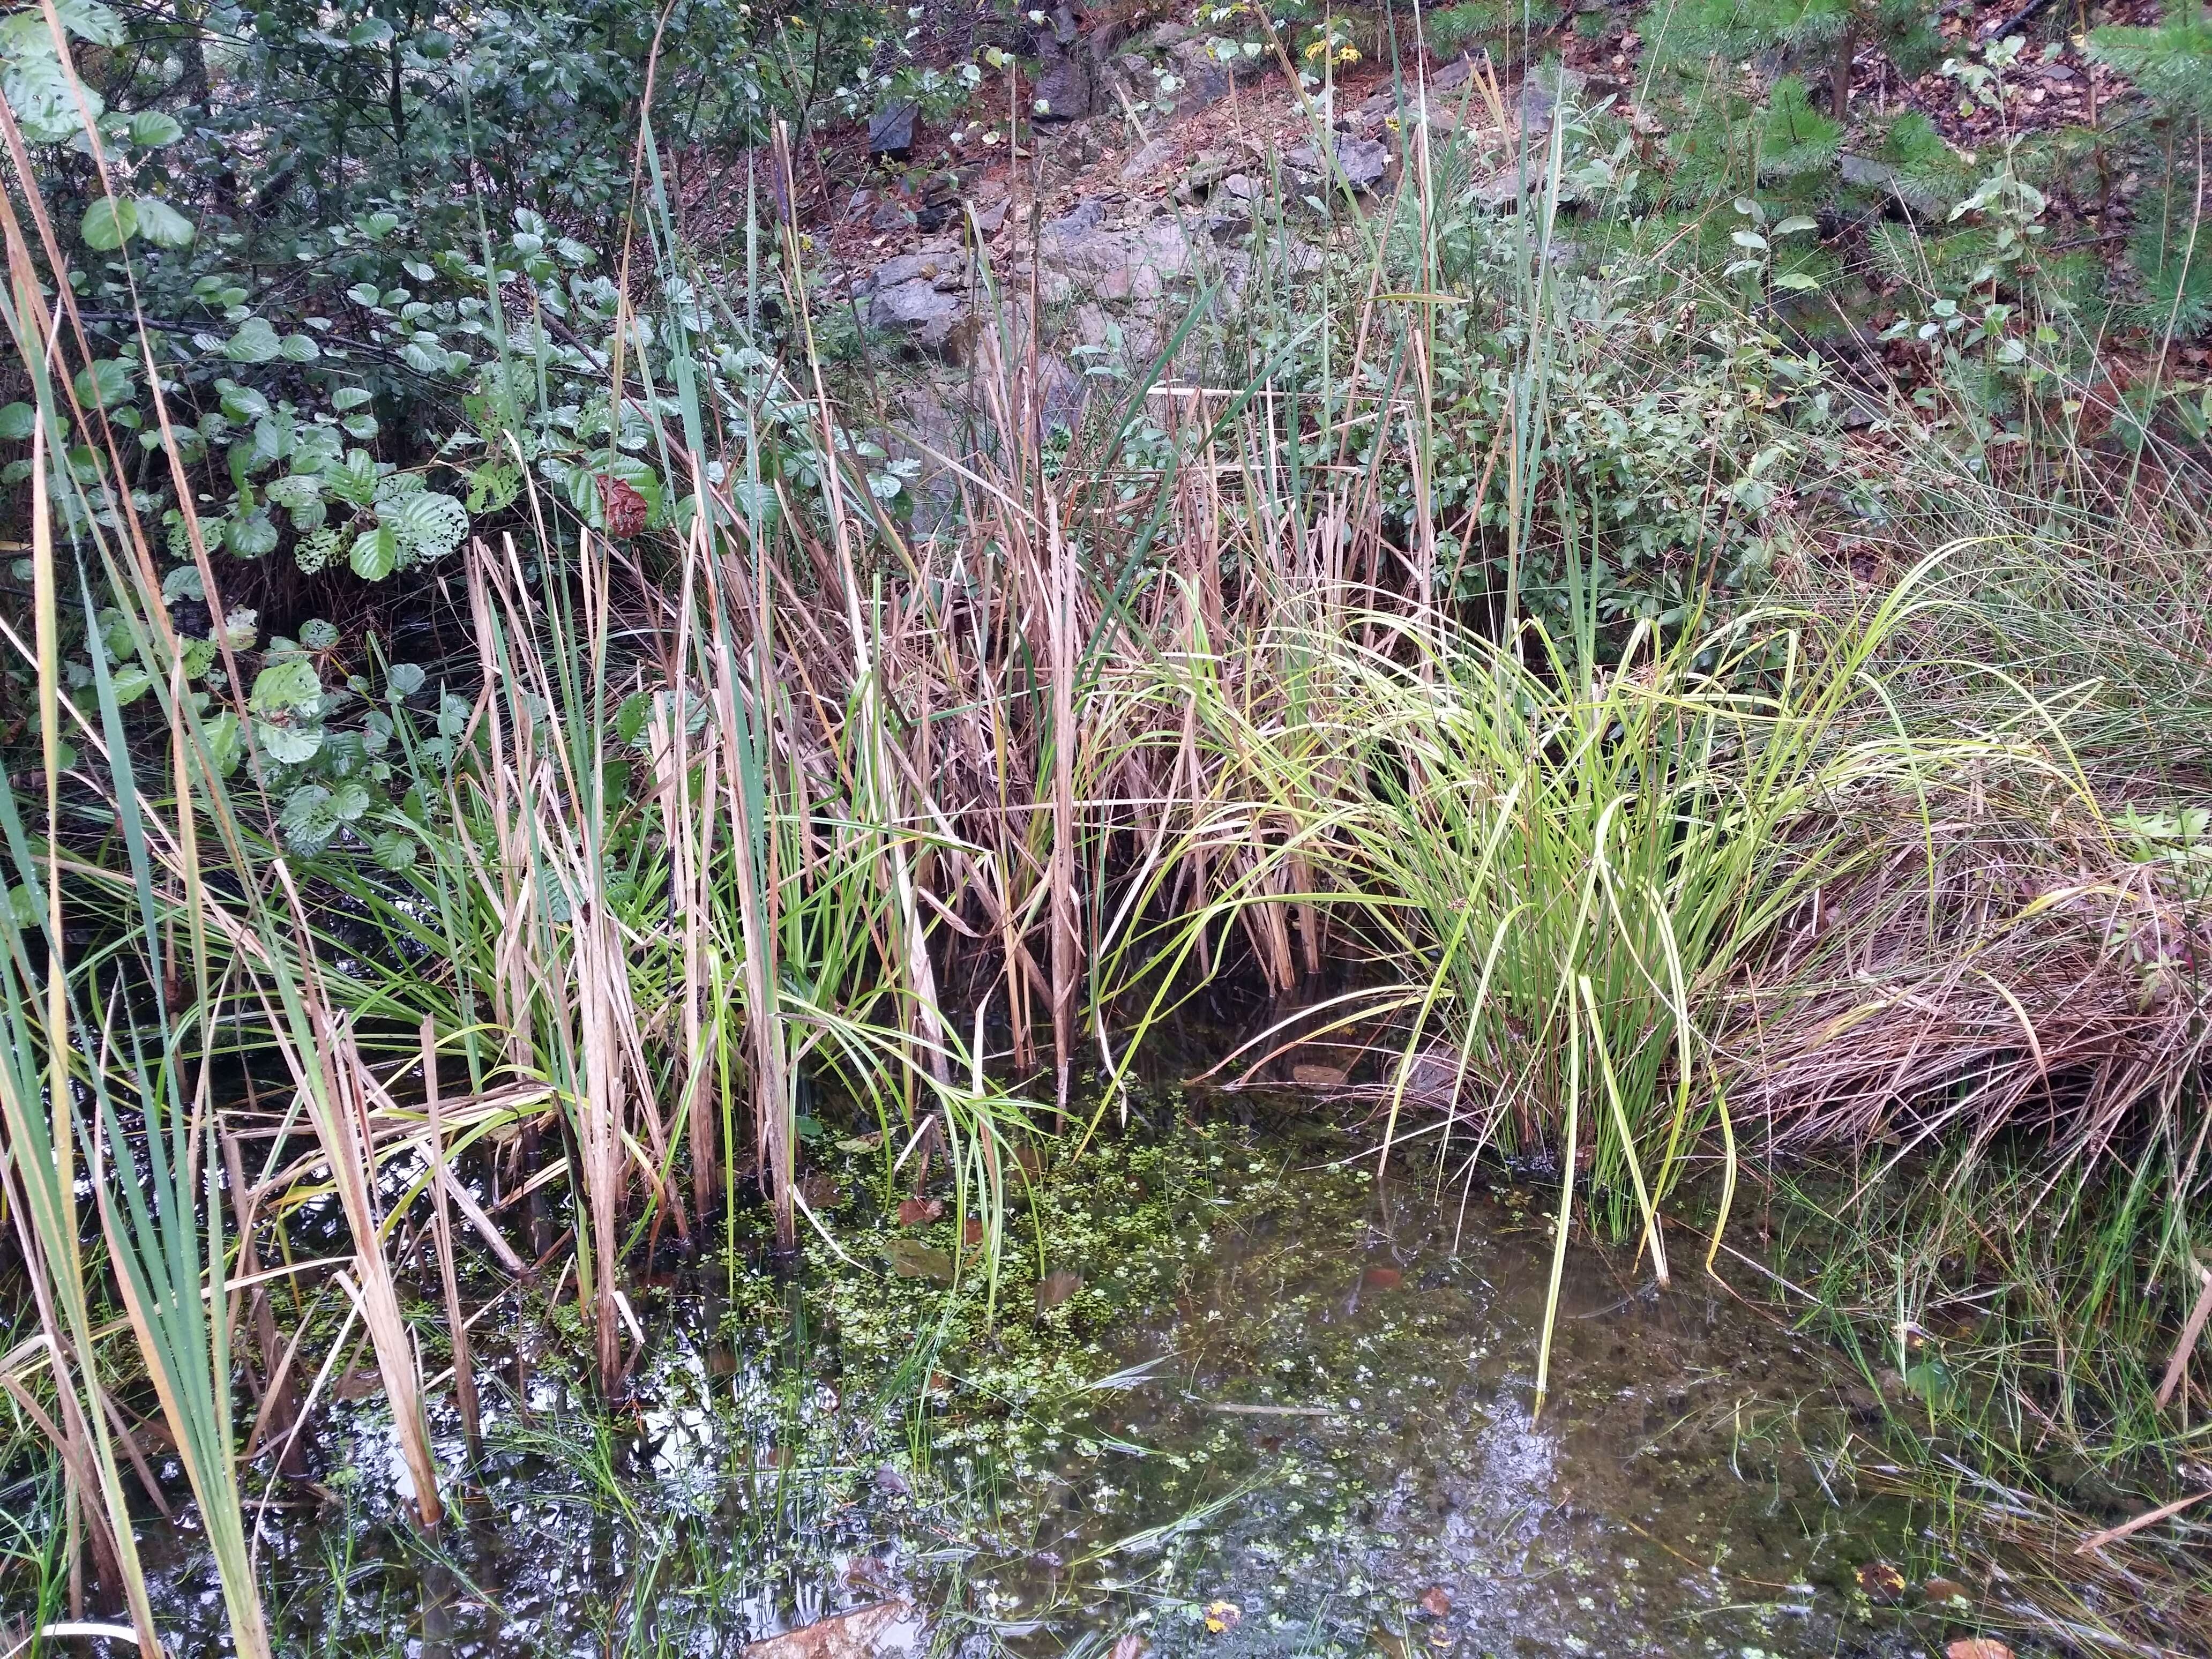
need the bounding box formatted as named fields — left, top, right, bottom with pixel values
left=135, top=1116, right=1977, bottom=1659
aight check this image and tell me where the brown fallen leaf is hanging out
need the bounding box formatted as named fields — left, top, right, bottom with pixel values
left=1856, top=1560, right=1906, bottom=1603
left=743, top=1600, right=921, bottom=1659
left=1291, top=1062, right=1349, bottom=1087
left=962, top=1217, right=984, bottom=1245
left=1035, top=1267, right=1082, bottom=1313
left=1109, top=1635, right=1147, bottom=1659
left=596, top=474, right=649, bottom=539
left=896, top=1197, right=944, bottom=1227
left=1945, top=1641, right=2013, bottom=1659
left=1416, top=1585, right=1452, bottom=1618
left=1922, top=1576, right=1971, bottom=1605
left=799, top=1173, right=842, bottom=1208
left=1361, top=1266, right=1404, bottom=1291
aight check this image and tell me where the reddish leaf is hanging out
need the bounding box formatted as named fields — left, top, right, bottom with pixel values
left=1362, top=1266, right=1404, bottom=1291
left=596, top=474, right=648, bottom=538
left=1416, top=1586, right=1452, bottom=1618
left=896, top=1197, right=943, bottom=1227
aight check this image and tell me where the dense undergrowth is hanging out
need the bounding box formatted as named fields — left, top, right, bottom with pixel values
left=2, top=0, right=2210, bottom=1653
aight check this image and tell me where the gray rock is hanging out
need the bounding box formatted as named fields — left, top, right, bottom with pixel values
left=1431, top=55, right=1475, bottom=92
left=869, top=280, right=965, bottom=349
left=1043, top=198, right=1106, bottom=240
left=1120, top=134, right=1179, bottom=183
left=1841, top=152, right=1951, bottom=215
left=968, top=199, right=1009, bottom=236
left=1336, top=135, right=1389, bottom=189
left=1040, top=214, right=1193, bottom=303
left=870, top=197, right=914, bottom=233
left=1471, top=161, right=1540, bottom=208
left=863, top=251, right=967, bottom=293
left=1033, top=11, right=1096, bottom=120
left=869, top=100, right=919, bottom=156
left=1288, top=133, right=1389, bottom=191
left=1518, top=66, right=1589, bottom=129
left=1147, top=21, right=1192, bottom=48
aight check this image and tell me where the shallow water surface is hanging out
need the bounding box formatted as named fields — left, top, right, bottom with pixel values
left=124, top=1114, right=2000, bottom=1658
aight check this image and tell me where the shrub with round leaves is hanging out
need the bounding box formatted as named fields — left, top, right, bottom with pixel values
left=377, top=489, right=469, bottom=563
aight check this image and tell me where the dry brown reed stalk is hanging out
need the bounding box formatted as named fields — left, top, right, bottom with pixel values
left=290, top=990, right=444, bottom=1529
left=423, top=1019, right=482, bottom=1463
left=465, top=535, right=666, bottom=1389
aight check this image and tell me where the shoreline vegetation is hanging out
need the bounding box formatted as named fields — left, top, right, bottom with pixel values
left=1, top=0, right=2208, bottom=1653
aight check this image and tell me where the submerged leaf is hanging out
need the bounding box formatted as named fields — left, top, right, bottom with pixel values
left=1034, top=1268, right=1082, bottom=1313
left=1855, top=1561, right=1906, bottom=1603
left=887, top=1238, right=953, bottom=1283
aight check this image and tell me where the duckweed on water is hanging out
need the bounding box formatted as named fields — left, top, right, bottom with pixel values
left=70, top=1112, right=2076, bottom=1659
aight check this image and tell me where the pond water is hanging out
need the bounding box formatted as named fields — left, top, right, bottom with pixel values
left=125, top=1106, right=2009, bottom=1659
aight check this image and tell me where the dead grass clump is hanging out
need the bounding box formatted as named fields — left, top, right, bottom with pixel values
left=1740, top=786, right=2212, bottom=1176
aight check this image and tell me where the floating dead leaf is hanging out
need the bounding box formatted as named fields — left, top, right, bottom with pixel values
left=1945, top=1642, right=2013, bottom=1659
left=799, top=1173, right=842, bottom=1208
left=1856, top=1560, right=1907, bottom=1603
left=1922, top=1576, right=1971, bottom=1605
left=888, top=1238, right=954, bottom=1283
left=1109, top=1634, right=1147, bottom=1659
left=1035, top=1268, right=1082, bottom=1314
left=1366, top=1630, right=1408, bottom=1659
left=743, top=1600, right=922, bottom=1659
left=896, top=1197, right=944, bottom=1227
left=962, top=1217, right=984, bottom=1246
left=1203, top=1601, right=1241, bottom=1635
left=1361, top=1266, right=1404, bottom=1291
left=1290, top=1062, right=1348, bottom=1087
left=1416, top=1585, right=1451, bottom=1618
left=834, top=1131, right=885, bottom=1154
left=1012, top=1142, right=1045, bottom=1178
